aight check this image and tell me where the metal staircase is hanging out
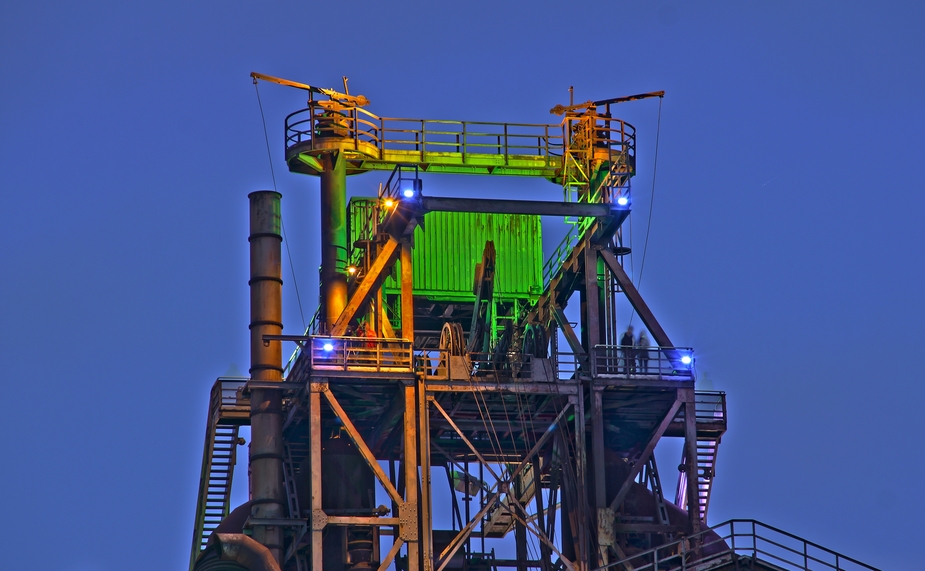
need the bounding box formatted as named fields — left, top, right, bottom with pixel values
left=283, top=442, right=310, bottom=571
left=675, top=437, right=720, bottom=524
left=189, top=378, right=250, bottom=570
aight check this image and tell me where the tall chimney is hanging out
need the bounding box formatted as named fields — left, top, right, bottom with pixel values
left=248, top=190, right=285, bottom=561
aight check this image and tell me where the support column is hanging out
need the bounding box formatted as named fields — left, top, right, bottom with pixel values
left=248, top=191, right=285, bottom=562
left=591, top=389, right=610, bottom=566
left=400, top=240, right=414, bottom=343
left=574, top=387, right=588, bottom=571
left=404, top=384, right=420, bottom=571
left=401, top=237, right=419, bottom=571
left=310, top=390, right=323, bottom=571
left=419, top=390, right=433, bottom=571
left=320, top=152, right=347, bottom=332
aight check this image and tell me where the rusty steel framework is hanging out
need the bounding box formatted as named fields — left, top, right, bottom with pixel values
left=188, top=76, right=880, bottom=571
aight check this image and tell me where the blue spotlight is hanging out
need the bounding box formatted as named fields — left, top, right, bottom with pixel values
left=400, top=179, right=422, bottom=200
left=322, top=342, right=334, bottom=352
left=616, top=196, right=629, bottom=206
left=680, top=354, right=692, bottom=365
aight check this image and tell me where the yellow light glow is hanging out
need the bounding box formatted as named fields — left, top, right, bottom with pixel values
left=347, top=266, right=358, bottom=275
left=384, top=199, right=395, bottom=208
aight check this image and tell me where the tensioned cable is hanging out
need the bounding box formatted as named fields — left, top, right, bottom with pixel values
left=254, top=80, right=307, bottom=330
left=630, top=96, right=663, bottom=326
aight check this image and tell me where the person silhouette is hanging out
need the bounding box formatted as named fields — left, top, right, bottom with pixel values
left=636, top=331, right=650, bottom=374
left=619, top=325, right=635, bottom=374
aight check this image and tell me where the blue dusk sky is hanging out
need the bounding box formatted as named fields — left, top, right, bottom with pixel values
left=2, top=2, right=923, bottom=570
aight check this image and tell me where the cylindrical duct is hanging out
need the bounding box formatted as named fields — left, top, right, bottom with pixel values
left=248, top=190, right=285, bottom=561
left=320, top=152, right=348, bottom=332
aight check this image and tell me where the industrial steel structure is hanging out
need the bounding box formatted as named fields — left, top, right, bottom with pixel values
left=188, top=75, right=879, bottom=571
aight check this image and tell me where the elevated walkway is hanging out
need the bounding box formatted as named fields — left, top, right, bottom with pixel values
left=285, top=107, right=634, bottom=180
left=605, top=519, right=880, bottom=571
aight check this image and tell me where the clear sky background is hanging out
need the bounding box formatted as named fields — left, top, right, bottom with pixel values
left=2, top=1, right=923, bottom=569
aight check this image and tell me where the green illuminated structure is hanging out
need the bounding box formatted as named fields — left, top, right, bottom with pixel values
left=188, top=75, right=879, bottom=571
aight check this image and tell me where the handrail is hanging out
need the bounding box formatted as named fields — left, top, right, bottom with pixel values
left=284, top=105, right=636, bottom=175
left=596, top=519, right=880, bottom=571
left=308, top=335, right=414, bottom=373
left=591, top=345, right=695, bottom=380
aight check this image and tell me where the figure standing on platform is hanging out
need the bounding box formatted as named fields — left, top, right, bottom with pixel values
left=620, top=325, right=635, bottom=374
left=636, top=331, right=650, bottom=374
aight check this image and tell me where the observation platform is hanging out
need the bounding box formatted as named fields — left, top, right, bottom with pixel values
left=283, top=106, right=635, bottom=177
left=279, top=336, right=696, bottom=388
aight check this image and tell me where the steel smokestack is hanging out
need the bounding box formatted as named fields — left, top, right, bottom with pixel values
left=248, top=190, right=285, bottom=562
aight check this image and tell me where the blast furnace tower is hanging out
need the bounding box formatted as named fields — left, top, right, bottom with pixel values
left=188, top=75, right=879, bottom=571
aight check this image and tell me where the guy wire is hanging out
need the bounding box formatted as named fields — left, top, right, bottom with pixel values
left=255, top=80, right=307, bottom=330
left=630, top=96, right=663, bottom=327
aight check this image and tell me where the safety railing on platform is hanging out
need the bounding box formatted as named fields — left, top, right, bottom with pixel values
left=691, top=391, right=726, bottom=423
left=309, top=336, right=414, bottom=374
left=416, top=349, right=592, bottom=384
left=212, top=378, right=249, bottom=415
left=591, top=345, right=695, bottom=380
left=600, top=519, right=879, bottom=571
left=285, top=106, right=570, bottom=164
left=554, top=352, right=586, bottom=379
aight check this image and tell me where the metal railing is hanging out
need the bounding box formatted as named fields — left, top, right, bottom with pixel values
left=601, top=519, right=880, bottom=571
left=690, top=391, right=726, bottom=424
left=591, top=345, right=695, bottom=380
left=285, top=105, right=566, bottom=163
left=544, top=224, right=580, bottom=286
left=211, top=377, right=249, bottom=416
left=284, top=105, right=636, bottom=170
left=308, top=336, right=414, bottom=373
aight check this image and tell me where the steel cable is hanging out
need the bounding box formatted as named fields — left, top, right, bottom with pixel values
left=254, top=80, right=306, bottom=330
left=630, top=96, right=663, bottom=326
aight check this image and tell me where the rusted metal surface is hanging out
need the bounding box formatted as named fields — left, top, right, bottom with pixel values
left=214, top=533, right=282, bottom=571
left=247, top=191, right=285, bottom=563
left=192, top=86, right=883, bottom=571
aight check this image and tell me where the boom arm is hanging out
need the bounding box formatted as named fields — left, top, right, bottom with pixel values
left=250, top=72, right=370, bottom=107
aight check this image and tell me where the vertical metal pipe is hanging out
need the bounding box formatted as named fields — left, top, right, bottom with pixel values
left=248, top=190, right=285, bottom=562
left=320, top=152, right=348, bottom=332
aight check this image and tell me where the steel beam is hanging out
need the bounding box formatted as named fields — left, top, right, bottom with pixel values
left=400, top=240, right=414, bottom=342
left=309, top=390, right=323, bottom=571
left=320, top=389, right=403, bottom=504
left=552, top=306, right=586, bottom=357
left=590, top=389, right=608, bottom=567
left=608, top=397, right=683, bottom=512
left=431, top=400, right=573, bottom=571
left=403, top=384, right=420, bottom=571
left=331, top=236, right=401, bottom=336
left=422, top=196, right=615, bottom=217
left=598, top=249, right=673, bottom=348
left=377, top=538, right=405, bottom=571
left=419, top=387, right=433, bottom=571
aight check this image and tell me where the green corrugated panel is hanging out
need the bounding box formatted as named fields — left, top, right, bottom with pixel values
left=348, top=198, right=542, bottom=302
